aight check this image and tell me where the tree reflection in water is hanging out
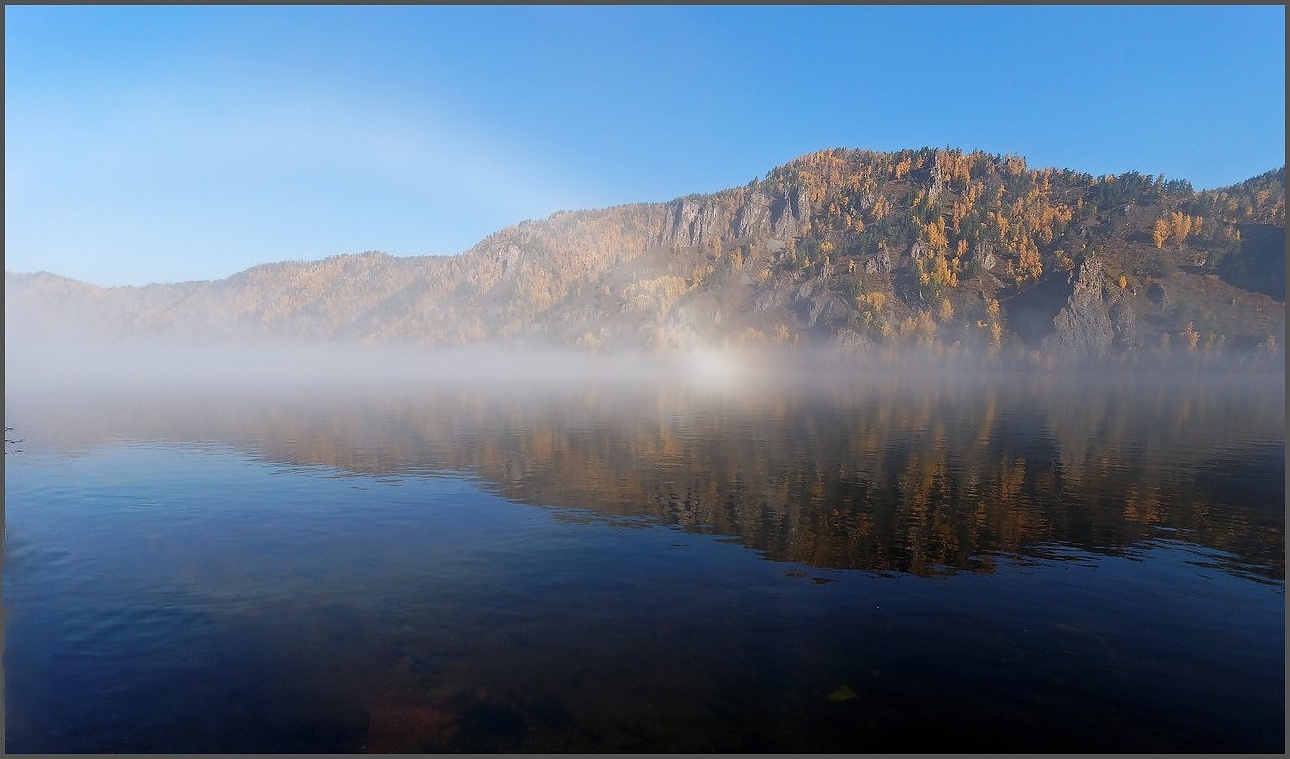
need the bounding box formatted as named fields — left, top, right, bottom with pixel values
left=12, top=370, right=1282, bottom=582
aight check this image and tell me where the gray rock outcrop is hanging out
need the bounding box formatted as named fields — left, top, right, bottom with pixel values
left=653, top=185, right=811, bottom=250
left=1041, top=258, right=1136, bottom=356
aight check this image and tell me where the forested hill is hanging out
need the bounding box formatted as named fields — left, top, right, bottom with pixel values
left=5, top=148, right=1285, bottom=363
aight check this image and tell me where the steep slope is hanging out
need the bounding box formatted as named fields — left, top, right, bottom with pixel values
left=5, top=148, right=1284, bottom=362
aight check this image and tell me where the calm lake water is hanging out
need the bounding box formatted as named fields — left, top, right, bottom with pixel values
left=4, top=367, right=1284, bottom=752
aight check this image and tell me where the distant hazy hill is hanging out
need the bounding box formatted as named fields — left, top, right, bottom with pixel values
left=5, top=148, right=1284, bottom=363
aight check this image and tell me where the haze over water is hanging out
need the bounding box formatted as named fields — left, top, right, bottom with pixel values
left=3, top=344, right=1284, bottom=752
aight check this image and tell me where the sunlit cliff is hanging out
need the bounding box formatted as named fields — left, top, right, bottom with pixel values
left=5, top=148, right=1285, bottom=363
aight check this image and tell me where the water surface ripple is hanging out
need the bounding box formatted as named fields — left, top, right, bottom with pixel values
left=4, top=372, right=1283, bottom=752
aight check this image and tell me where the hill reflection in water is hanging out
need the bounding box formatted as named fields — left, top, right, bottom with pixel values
left=11, top=367, right=1283, bottom=582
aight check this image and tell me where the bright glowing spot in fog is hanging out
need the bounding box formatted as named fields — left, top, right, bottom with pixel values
left=684, top=348, right=744, bottom=386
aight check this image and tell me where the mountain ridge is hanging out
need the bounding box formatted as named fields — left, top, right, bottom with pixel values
left=6, top=147, right=1284, bottom=364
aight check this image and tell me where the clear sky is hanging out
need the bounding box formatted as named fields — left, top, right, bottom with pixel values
left=5, top=5, right=1285, bottom=287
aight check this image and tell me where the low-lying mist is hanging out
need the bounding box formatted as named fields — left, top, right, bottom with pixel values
left=5, top=336, right=1284, bottom=405
left=6, top=339, right=760, bottom=394
left=6, top=335, right=1283, bottom=581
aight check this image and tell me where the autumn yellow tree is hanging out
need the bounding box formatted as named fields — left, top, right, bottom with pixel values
left=899, top=310, right=937, bottom=347
left=1152, top=217, right=1170, bottom=248
left=923, top=217, right=949, bottom=252
left=984, top=297, right=1003, bottom=347
left=1181, top=321, right=1200, bottom=352
left=855, top=291, right=889, bottom=336
left=918, top=252, right=959, bottom=294
left=988, top=211, right=1010, bottom=243
left=870, top=194, right=891, bottom=222
left=1168, top=211, right=1193, bottom=246
left=1006, top=235, right=1043, bottom=285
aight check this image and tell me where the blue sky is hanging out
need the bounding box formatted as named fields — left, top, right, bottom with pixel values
left=5, top=5, right=1285, bottom=287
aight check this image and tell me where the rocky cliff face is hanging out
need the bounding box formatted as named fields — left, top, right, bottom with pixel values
left=1041, top=259, right=1137, bottom=356
left=1004, top=258, right=1138, bottom=358
left=652, top=185, right=811, bottom=250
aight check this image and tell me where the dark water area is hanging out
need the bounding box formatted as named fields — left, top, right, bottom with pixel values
left=4, top=367, right=1284, bottom=752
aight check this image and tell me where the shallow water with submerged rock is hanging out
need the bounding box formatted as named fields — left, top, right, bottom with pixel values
left=4, top=366, right=1284, bottom=752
